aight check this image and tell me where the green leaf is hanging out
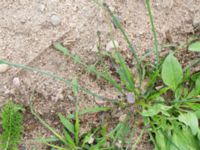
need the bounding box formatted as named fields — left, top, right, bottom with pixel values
left=198, top=130, right=200, bottom=141
left=75, top=108, right=80, bottom=145
left=114, top=52, right=135, bottom=92
left=161, top=53, right=183, bottom=91
left=191, top=72, right=200, bottom=81
left=36, top=136, right=59, bottom=143
left=187, top=78, right=200, bottom=98
left=58, top=113, right=75, bottom=135
left=170, top=127, right=200, bottom=150
left=87, top=65, right=96, bottom=73
left=99, top=71, right=122, bottom=93
left=155, top=130, right=169, bottom=150
left=142, top=104, right=172, bottom=117
left=188, top=41, right=200, bottom=52
left=0, top=102, right=23, bottom=150
left=72, top=78, right=78, bottom=96
left=54, top=43, right=69, bottom=56
left=148, top=87, right=170, bottom=100
left=178, top=112, right=199, bottom=135
left=73, top=55, right=81, bottom=64
left=81, top=132, right=92, bottom=147
left=67, top=106, right=111, bottom=119
left=196, top=110, right=200, bottom=119
left=63, top=130, right=76, bottom=147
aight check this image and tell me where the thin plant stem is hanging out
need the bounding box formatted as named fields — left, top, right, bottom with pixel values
left=146, top=0, right=159, bottom=67
left=29, top=93, right=67, bottom=145
left=0, top=59, right=116, bottom=102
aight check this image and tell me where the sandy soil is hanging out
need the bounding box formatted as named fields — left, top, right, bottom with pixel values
left=0, top=0, right=200, bottom=149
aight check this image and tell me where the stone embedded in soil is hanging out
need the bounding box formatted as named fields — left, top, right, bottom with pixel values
left=95, top=99, right=106, bottom=105
left=0, top=64, right=9, bottom=73
left=106, top=40, right=119, bottom=51
left=13, top=77, right=21, bottom=87
left=51, top=14, right=61, bottom=26
left=88, top=136, right=95, bottom=144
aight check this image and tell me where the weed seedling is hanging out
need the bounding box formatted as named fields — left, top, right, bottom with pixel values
left=0, top=101, right=23, bottom=150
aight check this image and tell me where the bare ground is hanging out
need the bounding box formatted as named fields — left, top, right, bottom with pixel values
left=0, top=0, right=200, bottom=149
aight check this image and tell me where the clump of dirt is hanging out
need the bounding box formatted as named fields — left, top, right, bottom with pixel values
left=1, top=0, right=200, bottom=149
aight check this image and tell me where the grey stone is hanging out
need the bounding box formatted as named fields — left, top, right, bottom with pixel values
left=51, top=14, right=61, bottom=26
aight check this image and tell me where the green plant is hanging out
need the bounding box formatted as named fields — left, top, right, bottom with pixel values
left=0, top=102, right=23, bottom=150
left=49, top=1, right=200, bottom=149
left=30, top=79, right=121, bottom=150
left=0, top=0, right=199, bottom=149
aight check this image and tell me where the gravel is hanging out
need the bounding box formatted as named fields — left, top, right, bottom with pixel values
left=0, top=64, right=9, bottom=73
left=50, top=14, right=61, bottom=26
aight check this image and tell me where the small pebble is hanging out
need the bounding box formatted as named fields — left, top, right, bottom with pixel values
left=13, top=77, right=20, bottom=87
left=38, top=4, right=45, bottom=12
left=115, top=140, right=122, bottom=148
left=106, top=40, right=119, bottom=51
left=51, top=14, right=61, bottom=26
left=88, top=136, right=94, bottom=144
left=0, top=64, right=9, bottom=73
left=95, top=99, right=105, bottom=105
left=109, top=6, right=115, bottom=12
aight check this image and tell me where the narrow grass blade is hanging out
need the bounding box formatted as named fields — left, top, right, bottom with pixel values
left=148, top=87, right=170, bottom=100
left=72, top=78, right=79, bottom=96
left=54, top=43, right=123, bottom=93
left=146, top=0, right=159, bottom=67
left=30, top=108, right=67, bottom=145
left=35, top=136, right=59, bottom=143
left=98, top=71, right=123, bottom=93
left=54, top=43, right=69, bottom=56
left=75, top=109, right=80, bottom=145
left=0, top=59, right=117, bottom=102
left=63, top=130, right=76, bottom=147
left=40, top=140, right=68, bottom=150
left=67, top=106, right=111, bottom=119
left=29, top=94, right=67, bottom=145
left=58, top=113, right=75, bottom=135
left=102, top=3, right=142, bottom=79
left=114, top=52, right=137, bottom=94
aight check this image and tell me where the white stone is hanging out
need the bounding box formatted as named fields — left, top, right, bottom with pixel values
left=51, top=14, right=61, bottom=26
left=88, top=136, right=94, bottom=144
left=106, top=40, right=119, bottom=51
left=13, top=77, right=20, bottom=87
left=0, top=64, right=9, bottom=73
